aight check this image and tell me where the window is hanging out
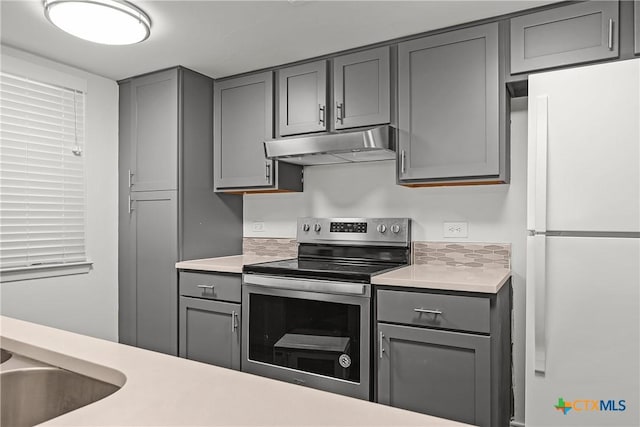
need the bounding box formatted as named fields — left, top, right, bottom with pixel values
left=0, top=71, right=90, bottom=281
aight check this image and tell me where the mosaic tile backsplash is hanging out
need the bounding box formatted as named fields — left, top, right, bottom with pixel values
left=413, top=242, right=511, bottom=268
left=243, top=238, right=298, bottom=257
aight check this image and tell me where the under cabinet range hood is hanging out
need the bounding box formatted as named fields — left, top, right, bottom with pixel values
left=264, top=125, right=397, bottom=166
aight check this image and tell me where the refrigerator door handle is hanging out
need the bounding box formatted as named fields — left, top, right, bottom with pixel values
left=534, top=234, right=547, bottom=374
left=534, top=95, right=548, bottom=233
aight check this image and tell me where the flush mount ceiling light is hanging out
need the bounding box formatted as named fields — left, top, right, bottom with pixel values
left=43, top=0, right=151, bottom=45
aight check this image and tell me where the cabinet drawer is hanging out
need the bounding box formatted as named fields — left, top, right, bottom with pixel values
left=377, top=290, right=490, bottom=333
left=179, top=271, right=241, bottom=303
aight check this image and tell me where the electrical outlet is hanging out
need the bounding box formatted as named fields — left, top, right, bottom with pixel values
left=252, top=221, right=265, bottom=232
left=443, top=221, right=468, bottom=238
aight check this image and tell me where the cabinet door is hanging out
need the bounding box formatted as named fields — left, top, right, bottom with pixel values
left=633, top=0, right=640, bottom=55
left=127, top=69, right=178, bottom=191
left=214, top=72, right=274, bottom=190
left=510, top=1, right=619, bottom=74
left=398, top=23, right=499, bottom=182
left=333, top=47, right=390, bottom=130
left=278, top=60, right=327, bottom=136
left=129, top=191, right=178, bottom=355
left=378, top=323, right=490, bottom=426
left=179, top=297, right=241, bottom=370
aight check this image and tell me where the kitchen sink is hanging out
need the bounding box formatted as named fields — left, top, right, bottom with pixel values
left=1, top=366, right=120, bottom=427
left=0, top=349, right=11, bottom=364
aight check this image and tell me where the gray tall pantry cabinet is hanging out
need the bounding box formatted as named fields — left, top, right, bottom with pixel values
left=119, top=67, right=243, bottom=355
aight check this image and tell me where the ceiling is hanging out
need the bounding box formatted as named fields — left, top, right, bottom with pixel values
left=1, top=1, right=558, bottom=81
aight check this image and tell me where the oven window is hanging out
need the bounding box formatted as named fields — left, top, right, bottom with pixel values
left=248, top=294, right=361, bottom=382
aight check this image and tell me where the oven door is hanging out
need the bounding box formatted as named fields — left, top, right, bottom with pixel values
left=242, top=274, right=371, bottom=400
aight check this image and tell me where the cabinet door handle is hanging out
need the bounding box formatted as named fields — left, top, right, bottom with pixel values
left=128, top=169, right=134, bottom=188
left=400, top=150, right=406, bottom=174
left=608, top=19, right=614, bottom=50
left=197, top=284, right=214, bottom=290
left=231, top=310, right=238, bottom=333
left=318, top=104, right=326, bottom=126
left=128, top=195, right=134, bottom=214
left=336, top=102, right=344, bottom=124
left=265, top=162, right=271, bottom=181
left=379, top=331, right=385, bottom=359
left=414, top=308, right=442, bottom=315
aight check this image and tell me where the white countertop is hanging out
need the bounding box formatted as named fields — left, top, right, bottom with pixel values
left=0, top=316, right=469, bottom=427
left=372, top=264, right=511, bottom=293
left=175, top=254, right=292, bottom=274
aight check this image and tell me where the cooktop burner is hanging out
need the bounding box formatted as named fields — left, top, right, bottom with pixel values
left=244, top=258, right=404, bottom=283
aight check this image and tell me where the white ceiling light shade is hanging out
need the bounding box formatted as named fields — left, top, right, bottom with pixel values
left=43, top=0, right=151, bottom=45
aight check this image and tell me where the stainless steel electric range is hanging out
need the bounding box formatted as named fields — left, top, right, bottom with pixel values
left=242, top=217, right=411, bottom=400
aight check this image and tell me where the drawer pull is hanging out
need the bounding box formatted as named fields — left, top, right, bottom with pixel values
left=414, top=308, right=442, bottom=315
left=197, top=284, right=215, bottom=290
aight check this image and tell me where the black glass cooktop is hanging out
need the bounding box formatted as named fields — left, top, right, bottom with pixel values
left=243, top=258, right=405, bottom=283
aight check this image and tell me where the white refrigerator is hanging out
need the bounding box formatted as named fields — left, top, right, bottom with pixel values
left=526, top=58, right=639, bottom=426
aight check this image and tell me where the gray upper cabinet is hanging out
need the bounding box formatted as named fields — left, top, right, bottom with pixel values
left=377, top=323, right=490, bottom=426
left=214, top=72, right=303, bottom=193
left=333, top=47, right=390, bottom=130
left=126, top=69, right=178, bottom=192
left=397, top=23, right=503, bottom=184
left=278, top=60, right=328, bottom=136
left=633, top=0, right=640, bottom=55
left=214, top=72, right=274, bottom=190
left=510, top=1, right=620, bottom=74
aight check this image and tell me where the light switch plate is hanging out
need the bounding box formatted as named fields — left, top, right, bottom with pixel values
left=443, top=221, right=468, bottom=238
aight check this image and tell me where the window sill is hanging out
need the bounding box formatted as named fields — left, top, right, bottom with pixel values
left=0, top=261, right=93, bottom=283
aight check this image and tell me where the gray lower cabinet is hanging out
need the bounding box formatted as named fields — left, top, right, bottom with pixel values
left=510, top=1, right=620, bottom=74
left=178, top=271, right=241, bottom=370
left=377, top=324, right=490, bottom=425
left=397, top=22, right=506, bottom=185
left=214, top=72, right=302, bottom=192
left=333, top=47, right=390, bottom=130
left=278, top=60, right=328, bottom=136
left=119, top=67, right=243, bottom=355
left=376, top=283, right=512, bottom=427
left=179, top=297, right=240, bottom=370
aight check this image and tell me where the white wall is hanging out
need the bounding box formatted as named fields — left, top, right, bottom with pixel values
left=0, top=46, right=119, bottom=341
left=244, top=99, right=528, bottom=424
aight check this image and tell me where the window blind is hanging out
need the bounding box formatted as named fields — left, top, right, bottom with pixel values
left=0, top=72, right=87, bottom=270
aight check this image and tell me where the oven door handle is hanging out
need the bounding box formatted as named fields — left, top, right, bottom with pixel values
left=243, top=275, right=367, bottom=296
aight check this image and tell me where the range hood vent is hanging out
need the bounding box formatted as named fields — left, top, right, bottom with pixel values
left=264, top=125, right=397, bottom=166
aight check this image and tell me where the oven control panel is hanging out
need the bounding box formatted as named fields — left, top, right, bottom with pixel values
left=297, top=217, right=410, bottom=246
left=330, top=222, right=367, bottom=233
